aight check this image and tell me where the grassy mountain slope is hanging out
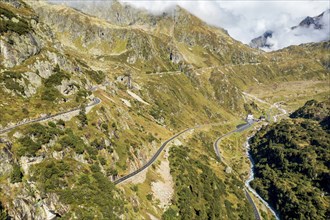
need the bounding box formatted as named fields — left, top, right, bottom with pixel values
left=0, top=0, right=329, bottom=219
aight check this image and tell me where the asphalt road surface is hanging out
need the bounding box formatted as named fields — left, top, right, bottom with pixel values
left=114, top=128, right=192, bottom=185
left=213, top=120, right=253, bottom=161
left=213, top=121, right=261, bottom=220
left=0, top=98, right=100, bottom=135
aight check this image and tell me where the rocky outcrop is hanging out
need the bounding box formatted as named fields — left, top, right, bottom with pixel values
left=11, top=198, right=36, bottom=220
left=56, top=79, right=79, bottom=96
left=9, top=189, right=66, bottom=220
left=51, top=0, right=161, bottom=27
left=20, top=156, right=44, bottom=174
left=249, top=30, right=273, bottom=49
left=0, top=142, right=13, bottom=176
left=292, top=9, right=330, bottom=30
left=2, top=0, right=23, bottom=9
left=22, top=72, right=42, bottom=97
left=0, top=32, right=41, bottom=68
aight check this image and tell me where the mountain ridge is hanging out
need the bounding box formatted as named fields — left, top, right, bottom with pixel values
left=0, top=0, right=329, bottom=219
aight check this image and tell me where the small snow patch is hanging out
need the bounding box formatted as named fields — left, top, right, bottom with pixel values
left=43, top=204, right=57, bottom=220
left=127, top=90, right=150, bottom=105
left=147, top=213, right=159, bottom=220
left=120, top=98, right=131, bottom=107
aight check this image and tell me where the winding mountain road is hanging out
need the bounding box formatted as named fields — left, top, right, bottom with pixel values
left=213, top=121, right=261, bottom=220
left=0, top=89, right=284, bottom=219
left=244, top=189, right=261, bottom=220
left=114, top=127, right=193, bottom=185
left=214, top=121, right=253, bottom=162
left=0, top=98, right=101, bottom=135
left=115, top=118, right=261, bottom=218
left=113, top=123, right=225, bottom=185
left=214, top=130, right=234, bottom=162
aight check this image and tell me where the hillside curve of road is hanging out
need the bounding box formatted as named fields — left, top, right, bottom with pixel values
left=0, top=98, right=101, bottom=135
left=213, top=121, right=253, bottom=162
left=113, top=127, right=193, bottom=185
left=0, top=90, right=283, bottom=219
left=113, top=123, right=226, bottom=185
left=213, top=121, right=261, bottom=220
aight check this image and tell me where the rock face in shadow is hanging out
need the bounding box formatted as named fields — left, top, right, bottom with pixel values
left=249, top=30, right=273, bottom=49
left=291, top=9, right=330, bottom=30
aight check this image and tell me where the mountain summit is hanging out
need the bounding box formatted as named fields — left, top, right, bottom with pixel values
left=249, top=30, right=273, bottom=49
left=250, top=9, right=330, bottom=50
left=292, top=9, right=330, bottom=30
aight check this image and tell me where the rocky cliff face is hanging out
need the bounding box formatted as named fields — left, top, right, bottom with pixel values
left=249, top=30, right=273, bottom=49
left=0, top=32, right=41, bottom=68
left=0, top=1, right=41, bottom=68
left=292, top=9, right=330, bottom=30
left=59, top=0, right=160, bottom=27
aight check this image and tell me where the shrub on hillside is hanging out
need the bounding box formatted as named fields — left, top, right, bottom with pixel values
left=249, top=100, right=330, bottom=219
left=41, top=86, right=62, bottom=102
left=17, top=136, right=41, bottom=157
left=10, top=164, right=23, bottom=183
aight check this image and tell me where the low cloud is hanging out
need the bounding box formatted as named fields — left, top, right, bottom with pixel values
left=48, top=0, right=329, bottom=51
left=265, top=19, right=330, bottom=51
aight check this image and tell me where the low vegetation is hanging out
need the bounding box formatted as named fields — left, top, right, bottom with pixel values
left=32, top=159, right=124, bottom=219
left=164, top=142, right=254, bottom=220
left=86, top=69, right=105, bottom=84
left=290, top=99, right=330, bottom=130
left=41, top=86, right=62, bottom=102
left=10, top=164, right=23, bottom=183
left=44, top=65, right=70, bottom=87
left=13, top=123, right=90, bottom=157
left=0, top=7, right=31, bottom=35
left=0, top=202, right=7, bottom=220
left=0, top=71, right=25, bottom=95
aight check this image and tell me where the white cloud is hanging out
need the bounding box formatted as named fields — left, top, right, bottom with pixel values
left=48, top=0, right=330, bottom=50
left=263, top=8, right=330, bottom=51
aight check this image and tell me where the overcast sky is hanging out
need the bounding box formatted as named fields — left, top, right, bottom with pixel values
left=49, top=0, right=330, bottom=50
